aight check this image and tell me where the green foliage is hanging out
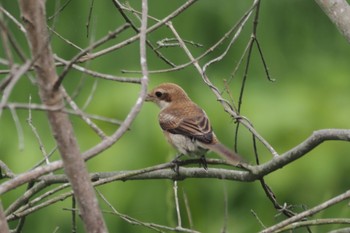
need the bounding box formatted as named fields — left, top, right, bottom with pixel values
left=1, top=0, right=350, bottom=232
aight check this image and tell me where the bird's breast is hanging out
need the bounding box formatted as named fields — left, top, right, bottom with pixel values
left=163, top=131, right=208, bottom=157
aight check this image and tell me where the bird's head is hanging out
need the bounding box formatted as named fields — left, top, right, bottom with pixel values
left=146, top=83, right=190, bottom=110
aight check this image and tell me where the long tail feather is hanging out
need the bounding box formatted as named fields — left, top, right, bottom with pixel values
left=205, top=143, right=245, bottom=166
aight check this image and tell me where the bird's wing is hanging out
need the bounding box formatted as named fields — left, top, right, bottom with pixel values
left=159, top=111, right=213, bottom=144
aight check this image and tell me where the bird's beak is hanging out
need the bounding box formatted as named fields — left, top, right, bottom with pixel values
left=145, top=93, right=152, bottom=102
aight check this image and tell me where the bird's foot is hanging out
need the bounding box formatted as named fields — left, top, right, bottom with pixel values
left=199, top=155, right=208, bottom=170
left=171, top=154, right=184, bottom=174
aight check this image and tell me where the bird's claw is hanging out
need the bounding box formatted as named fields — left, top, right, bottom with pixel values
left=171, top=154, right=183, bottom=174
left=199, top=155, right=208, bottom=170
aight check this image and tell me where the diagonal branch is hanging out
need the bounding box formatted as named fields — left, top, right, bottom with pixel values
left=0, top=202, right=10, bottom=233
left=18, top=0, right=107, bottom=232
left=260, top=189, right=350, bottom=233
left=315, top=0, right=350, bottom=43
left=81, top=0, right=197, bottom=61
left=250, top=129, right=350, bottom=176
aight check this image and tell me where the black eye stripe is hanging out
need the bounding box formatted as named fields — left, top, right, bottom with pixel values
left=155, top=91, right=162, bottom=98
left=154, top=90, right=171, bottom=102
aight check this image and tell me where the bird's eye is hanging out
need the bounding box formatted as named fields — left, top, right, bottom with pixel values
left=155, top=91, right=163, bottom=98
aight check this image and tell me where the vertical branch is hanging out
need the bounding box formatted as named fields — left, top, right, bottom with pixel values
left=182, top=189, right=194, bottom=229
left=221, top=184, right=228, bottom=233
left=0, top=202, right=10, bottom=233
left=140, top=0, right=149, bottom=79
left=71, top=196, right=77, bottom=233
left=18, top=0, right=107, bottom=232
left=173, top=181, right=182, bottom=227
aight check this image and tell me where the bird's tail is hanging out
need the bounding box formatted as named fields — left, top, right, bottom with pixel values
left=205, top=142, right=246, bottom=166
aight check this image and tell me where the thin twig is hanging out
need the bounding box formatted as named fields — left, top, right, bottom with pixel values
left=3, top=102, right=123, bottom=125
left=0, top=6, right=26, bottom=33
left=82, top=79, right=98, bottom=110
left=47, top=0, right=73, bottom=21
left=274, top=218, right=350, bottom=233
left=202, top=3, right=255, bottom=73
left=182, top=189, right=194, bottom=230
left=48, top=26, right=84, bottom=52
left=165, top=1, right=278, bottom=158
left=221, top=183, right=228, bottom=233
left=174, top=181, right=182, bottom=228
left=86, top=0, right=95, bottom=38
left=9, top=105, right=24, bottom=151
left=54, top=55, right=141, bottom=83
left=121, top=2, right=252, bottom=75
left=0, top=161, right=15, bottom=179
left=0, top=60, right=33, bottom=117
left=71, top=196, right=77, bottom=233
left=54, top=23, right=131, bottom=90
left=82, top=0, right=197, bottom=61
left=61, top=88, right=107, bottom=140
left=27, top=96, right=49, bottom=164
left=260, top=190, right=350, bottom=233
left=0, top=19, right=14, bottom=69
left=250, top=209, right=266, bottom=229
left=113, top=0, right=176, bottom=67
left=81, top=187, right=202, bottom=233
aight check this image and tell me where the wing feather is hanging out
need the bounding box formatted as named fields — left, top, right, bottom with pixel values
left=159, top=109, right=213, bottom=144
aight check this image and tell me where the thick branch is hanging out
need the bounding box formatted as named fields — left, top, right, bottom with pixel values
left=250, top=129, right=350, bottom=176
left=18, top=0, right=107, bottom=232
left=1, top=129, right=349, bottom=196
left=0, top=202, right=10, bottom=233
left=3, top=127, right=350, bottom=221
left=315, top=0, right=350, bottom=43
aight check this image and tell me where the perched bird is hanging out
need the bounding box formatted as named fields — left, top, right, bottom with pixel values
left=145, top=83, right=245, bottom=167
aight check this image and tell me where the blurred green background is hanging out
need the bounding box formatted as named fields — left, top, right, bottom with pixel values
left=1, top=0, right=350, bottom=232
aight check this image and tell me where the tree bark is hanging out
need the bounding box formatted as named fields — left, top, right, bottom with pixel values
left=315, top=0, right=350, bottom=43
left=18, top=0, right=107, bottom=232
left=0, top=202, right=10, bottom=233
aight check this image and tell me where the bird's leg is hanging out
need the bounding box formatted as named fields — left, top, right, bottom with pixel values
left=171, top=153, right=184, bottom=174
left=199, top=155, right=208, bottom=170
left=172, top=153, right=184, bottom=161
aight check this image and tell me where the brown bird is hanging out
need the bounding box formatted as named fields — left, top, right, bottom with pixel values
left=146, top=83, right=245, bottom=167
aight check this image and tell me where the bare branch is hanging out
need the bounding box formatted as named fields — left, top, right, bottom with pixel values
left=18, top=0, right=107, bottom=232
left=27, top=96, right=49, bottom=163
left=260, top=189, right=350, bottom=233
left=0, top=2, right=349, bottom=232
left=315, top=0, right=350, bottom=43
left=0, top=60, right=32, bottom=117
left=1, top=129, right=349, bottom=196
left=81, top=0, right=197, bottom=61
left=54, top=23, right=131, bottom=90
left=2, top=102, right=123, bottom=125
left=274, top=218, right=350, bottom=233
left=0, top=202, right=10, bottom=233
left=173, top=181, right=182, bottom=228
left=54, top=55, right=141, bottom=83
left=0, top=19, right=14, bottom=69
left=0, top=6, right=26, bottom=33
left=250, top=129, right=350, bottom=176
left=9, top=106, right=24, bottom=150
left=0, top=161, right=15, bottom=179
left=4, top=126, right=350, bottom=226
left=61, top=88, right=107, bottom=140
left=164, top=0, right=278, bottom=159
left=113, top=0, right=176, bottom=67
